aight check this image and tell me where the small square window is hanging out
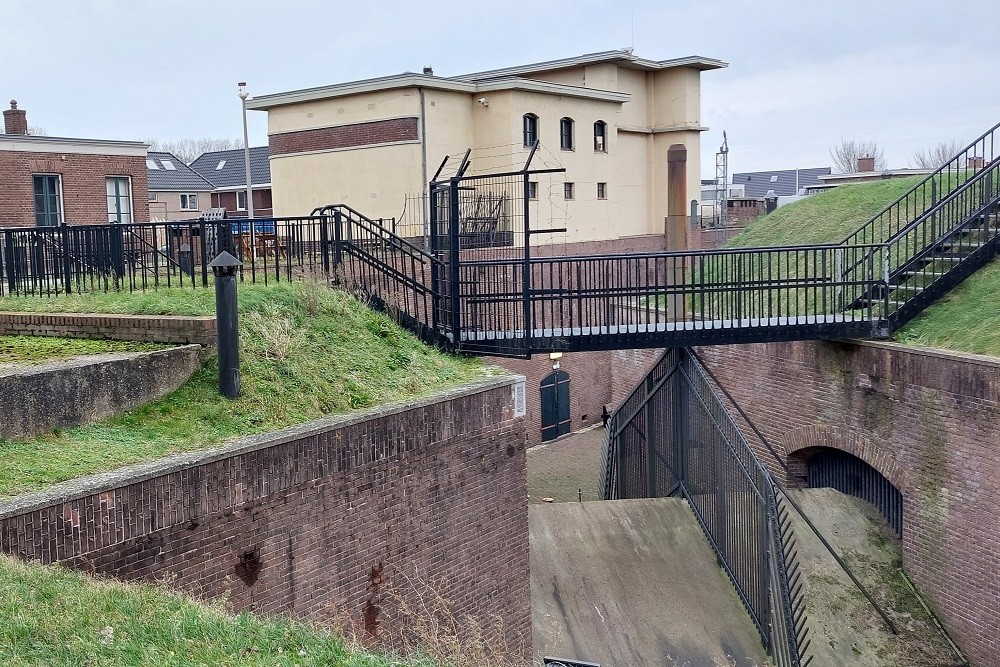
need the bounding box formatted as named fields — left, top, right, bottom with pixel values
left=564, top=182, right=575, bottom=200
left=528, top=182, right=538, bottom=200
left=180, top=193, right=198, bottom=210
left=769, top=175, right=778, bottom=182
left=148, top=193, right=158, bottom=202
left=597, top=182, right=607, bottom=199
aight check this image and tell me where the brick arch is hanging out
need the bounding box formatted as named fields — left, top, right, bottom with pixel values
left=780, top=424, right=914, bottom=495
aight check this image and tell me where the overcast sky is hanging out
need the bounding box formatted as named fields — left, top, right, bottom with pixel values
left=2, top=0, right=998, bottom=178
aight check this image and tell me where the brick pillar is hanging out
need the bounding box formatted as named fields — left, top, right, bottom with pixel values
left=3, top=100, right=27, bottom=135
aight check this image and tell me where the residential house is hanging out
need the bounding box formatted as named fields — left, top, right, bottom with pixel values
left=0, top=101, right=149, bottom=227
left=732, top=167, right=831, bottom=199
left=146, top=151, right=215, bottom=221
left=190, top=146, right=272, bottom=217
left=246, top=49, right=726, bottom=253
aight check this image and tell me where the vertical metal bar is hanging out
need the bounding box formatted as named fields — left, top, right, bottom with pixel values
left=523, top=172, right=532, bottom=354
left=449, top=177, right=461, bottom=347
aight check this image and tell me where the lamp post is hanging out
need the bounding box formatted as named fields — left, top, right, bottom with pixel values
left=238, top=81, right=255, bottom=224
left=210, top=251, right=242, bottom=399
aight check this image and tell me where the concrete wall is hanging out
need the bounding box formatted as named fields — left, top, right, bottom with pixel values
left=697, top=340, right=1000, bottom=667
left=0, top=345, right=202, bottom=440
left=0, top=312, right=216, bottom=346
left=0, top=375, right=532, bottom=657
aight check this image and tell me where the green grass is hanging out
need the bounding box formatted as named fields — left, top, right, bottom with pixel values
left=0, top=282, right=490, bottom=498
left=0, top=337, right=167, bottom=366
left=0, top=554, right=391, bottom=667
left=724, top=177, right=1000, bottom=357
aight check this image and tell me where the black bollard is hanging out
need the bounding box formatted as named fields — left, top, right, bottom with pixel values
left=209, top=251, right=242, bottom=399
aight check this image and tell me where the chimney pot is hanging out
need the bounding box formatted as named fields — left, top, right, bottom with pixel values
left=422, top=66, right=433, bottom=76
left=3, top=99, right=27, bottom=135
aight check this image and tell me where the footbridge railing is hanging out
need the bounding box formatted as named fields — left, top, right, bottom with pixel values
left=600, top=347, right=813, bottom=667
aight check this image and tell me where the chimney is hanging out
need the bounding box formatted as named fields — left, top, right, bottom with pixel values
left=3, top=100, right=27, bottom=135
left=856, top=156, right=876, bottom=172
left=422, top=66, right=434, bottom=76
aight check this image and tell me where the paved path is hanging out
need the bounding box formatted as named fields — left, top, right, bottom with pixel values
left=527, top=426, right=605, bottom=504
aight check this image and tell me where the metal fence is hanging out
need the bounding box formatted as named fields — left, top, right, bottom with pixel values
left=601, top=347, right=813, bottom=667
left=0, top=217, right=330, bottom=297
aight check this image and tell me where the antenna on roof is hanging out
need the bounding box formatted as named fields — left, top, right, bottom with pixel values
left=715, top=131, right=729, bottom=228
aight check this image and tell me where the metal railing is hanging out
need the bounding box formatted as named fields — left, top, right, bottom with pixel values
left=601, top=347, right=812, bottom=667
left=0, top=216, right=331, bottom=297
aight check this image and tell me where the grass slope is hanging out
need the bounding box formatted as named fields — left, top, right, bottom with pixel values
left=0, top=554, right=389, bottom=667
left=726, top=179, right=1000, bottom=357
left=0, top=337, right=167, bottom=366
left=0, top=283, right=488, bottom=498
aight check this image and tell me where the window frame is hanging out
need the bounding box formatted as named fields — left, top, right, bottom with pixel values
left=32, top=174, right=63, bottom=227
left=106, top=176, right=133, bottom=224
left=523, top=113, right=538, bottom=148
left=560, top=117, right=575, bottom=151
left=597, top=182, right=608, bottom=199
left=594, top=120, right=607, bottom=153
left=236, top=190, right=248, bottom=211
left=564, top=182, right=575, bottom=200
left=527, top=182, right=539, bottom=200
left=180, top=193, right=199, bottom=211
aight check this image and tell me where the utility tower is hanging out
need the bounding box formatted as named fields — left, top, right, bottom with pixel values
left=715, top=131, right=729, bottom=227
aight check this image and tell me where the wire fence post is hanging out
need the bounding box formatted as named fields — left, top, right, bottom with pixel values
left=448, top=177, right=461, bottom=347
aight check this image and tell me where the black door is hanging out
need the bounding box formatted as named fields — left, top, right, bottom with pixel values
left=540, top=370, right=570, bottom=442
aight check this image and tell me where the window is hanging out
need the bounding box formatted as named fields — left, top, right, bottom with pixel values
left=594, top=121, right=607, bottom=152
left=161, top=159, right=176, bottom=171
left=769, top=175, right=778, bottom=183
left=148, top=193, right=158, bottom=202
left=146, top=159, right=159, bottom=170
left=106, top=177, right=132, bottom=223
left=597, top=182, right=607, bottom=199
left=215, top=160, right=227, bottom=171
left=236, top=190, right=248, bottom=210
left=560, top=117, right=574, bottom=151
left=564, top=182, right=575, bottom=200
left=33, top=174, right=62, bottom=227
left=180, top=193, right=199, bottom=210
left=523, top=114, right=538, bottom=147
left=527, top=182, right=538, bottom=200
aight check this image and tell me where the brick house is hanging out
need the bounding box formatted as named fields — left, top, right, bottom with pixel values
left=0, top=101, right=149, bottom=227
left=190, top=146, right=272, bottom=217
left=146, top=151, right=215, bottom=221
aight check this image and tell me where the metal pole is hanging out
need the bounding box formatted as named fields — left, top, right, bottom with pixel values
left=238, top=82, right=255, bottom=268
left=211, top=251, right=242, bottom=399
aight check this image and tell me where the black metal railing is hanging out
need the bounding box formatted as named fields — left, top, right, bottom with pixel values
left=600, top=347, right=813, bottom=667
left=0, top=216, right=331, bottom=297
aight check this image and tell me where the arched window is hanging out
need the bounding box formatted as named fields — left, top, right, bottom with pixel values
left=523, top=113, right=538, bottom=147
left=594, top=120, right=607, bottom=152
left=560, top=117, right=574, bottom=151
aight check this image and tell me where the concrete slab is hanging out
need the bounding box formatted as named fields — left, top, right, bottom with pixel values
left=530, top=498, right=769, bottom=667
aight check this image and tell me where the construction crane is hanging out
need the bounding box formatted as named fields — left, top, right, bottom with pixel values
left=715, top=131, right=729, bottom=227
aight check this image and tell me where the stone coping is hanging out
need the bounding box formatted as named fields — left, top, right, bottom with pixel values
left=0, top=373, right=523, bottom=519
left=848, top=338, right=1000, bottom=369
left=0, top=345, right=201, bottom=378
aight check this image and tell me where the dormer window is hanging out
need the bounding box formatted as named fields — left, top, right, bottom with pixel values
left=523, top=113, right=538, bottom=147
left=560, top=117, right=574, bottom=151
left=594, top=121, right=607, bottom=152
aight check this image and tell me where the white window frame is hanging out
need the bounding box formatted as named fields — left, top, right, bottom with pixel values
left=106, top=176, right=133, bottom=224
left=564, top=182, right=575, bottom=200
left=597, top=182, right=608, bottom=199
left=236, top=190, right=248, bottom=211
left=180, top=193, right=199, bottom=211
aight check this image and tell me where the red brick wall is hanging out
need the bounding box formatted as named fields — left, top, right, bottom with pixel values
left=0, top=376, right=531, bottom=656
left=212, top=189, right=273, bottom=217
left=697, top=340, right=1000, bottom=667
left=271, top=118, right=420, bottom=156
left=0, top=150, right=149, bottom=227
left=0, top=312, right=216, bottom=346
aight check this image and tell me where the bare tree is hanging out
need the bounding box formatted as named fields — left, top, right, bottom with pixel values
left=829, top=139, right=887, bottom=173
left=27, top=125, right=46, bottom=136
left=911, top=139, right=964, bottom=169
left=145, top=137, right=241, bottom=164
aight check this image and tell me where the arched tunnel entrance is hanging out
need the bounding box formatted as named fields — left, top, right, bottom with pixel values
left=800, top=448, right=903, bottom=538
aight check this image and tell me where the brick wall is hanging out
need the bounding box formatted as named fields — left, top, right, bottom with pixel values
left=697, top=340, right=1000, bottom=667
left=270, top=118, right=420, bottom=156
left=212, top=189, right=273, bottom=217
left=0, top=375, right=531, bottom=657
left=0, top=312, right=216, bottom=346
left=0, top=150, right=149, bottom=227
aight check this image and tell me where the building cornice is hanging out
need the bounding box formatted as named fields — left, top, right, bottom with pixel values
left=450, top=50, right=728, bottom=81
left=617, top=122, right=709, bottom=134
left=0, top=135, right=148, bottom=157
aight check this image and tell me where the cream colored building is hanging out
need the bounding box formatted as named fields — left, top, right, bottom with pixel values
left=247, top=50, right=726, bottom=249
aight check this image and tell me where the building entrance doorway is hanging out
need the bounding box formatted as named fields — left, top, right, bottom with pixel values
left=540, top=370, right=570, bottom=442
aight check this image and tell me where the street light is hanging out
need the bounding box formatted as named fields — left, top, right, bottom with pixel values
left=237, top=82, right=255, bottom=224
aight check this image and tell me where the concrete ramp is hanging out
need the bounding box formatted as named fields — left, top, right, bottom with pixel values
left=530, top=498, right=768, bottom=667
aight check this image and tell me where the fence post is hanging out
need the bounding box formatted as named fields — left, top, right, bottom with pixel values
left=199, top=220, right=209, bottom=287
left=645, top=373, right=657, bottom=497
left=60, top=224, right=73, bottom=294
left=448, top=177, right=462, bottom=347
left=672, top=350, right=688, bottom=491
left=210, top=252, right=242, bottom=399
left=522, top=172, right=532, bottom=354
left=321, top=212, right=331, bottom=275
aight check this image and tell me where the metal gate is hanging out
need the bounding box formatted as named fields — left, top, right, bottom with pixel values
left=540, top=369, right=570, bottom=442
left=807, top=449, right=903, bottom=537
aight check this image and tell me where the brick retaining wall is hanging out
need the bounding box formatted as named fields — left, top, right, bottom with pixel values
left=697, top=340, right=1000, bottom=667
left=0, top=375, right=531, bottom=656
left=0, top=312, right=216, bottom=346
